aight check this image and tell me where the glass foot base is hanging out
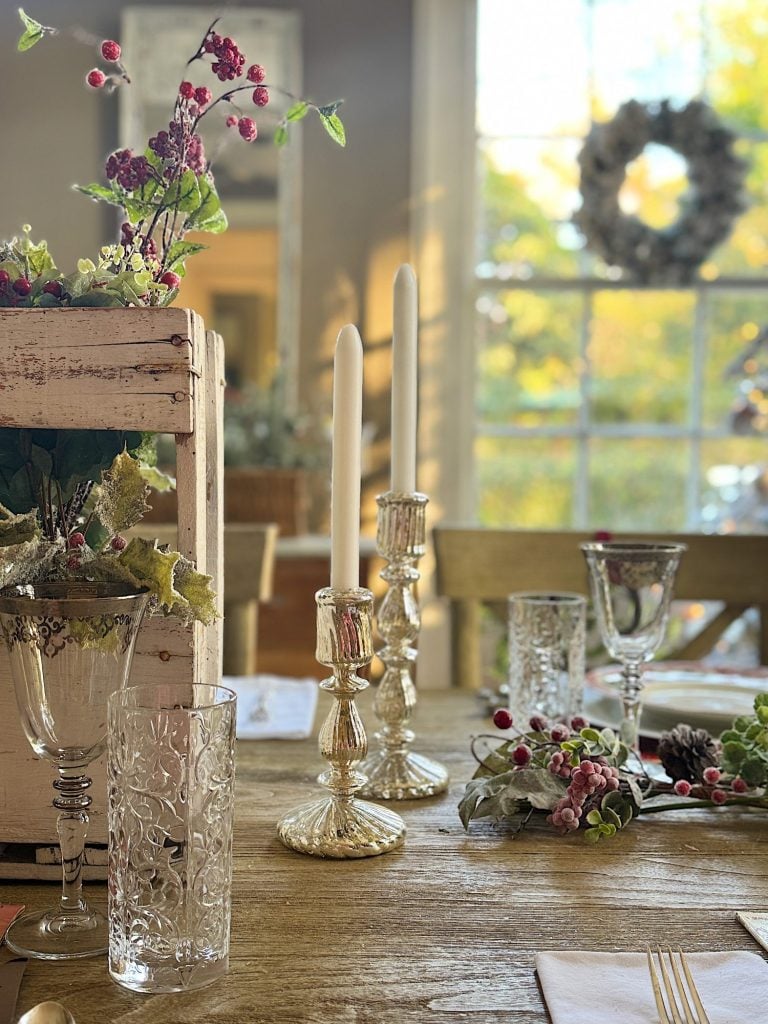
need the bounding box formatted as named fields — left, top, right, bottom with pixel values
left=110, top=954, right=228, bottom=993
left=277, top=795, right=406, bottom=858
left=6, top=906, right=107, bottom=960
left=359, top=750, right=449, bottom=800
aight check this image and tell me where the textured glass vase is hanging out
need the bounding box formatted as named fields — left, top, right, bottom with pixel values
left=108, top=683, right=236, bottom=993
left=0, top=582, right=149, bottom=960
left=507, top=592, right=586, bottom=724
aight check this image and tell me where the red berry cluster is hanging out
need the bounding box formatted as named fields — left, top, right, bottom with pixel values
left=238, top=117, right=258, bottom=142
left=673, top=766, right=750, bottom=806
left=548, top=758, right=620, bottom=834
left=203, top=32, right=246, bottom=81
left=0, top=269, right=31, bottom=301
left=106, top=149, right=153, bottom=191
left=86, top=40, right=122, bottom=89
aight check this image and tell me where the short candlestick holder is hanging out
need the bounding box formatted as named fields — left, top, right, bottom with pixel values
left=277, top=586, right=406, bottom=858
left=360, top=492, right=449, bottom=800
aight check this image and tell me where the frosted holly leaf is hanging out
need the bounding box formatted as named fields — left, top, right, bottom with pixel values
left=118, top=536, right=181, bottom=611
left=0, top=505, right=44, bottom=590
left=85, top=552, right=144, bottom=590
left=95, top=452, right=151, bottom=536
left=139, top=463, right=175, bottom=494
left=0, top=504, right=40, bottom=546
left=171, top=555, right=218, bottom=625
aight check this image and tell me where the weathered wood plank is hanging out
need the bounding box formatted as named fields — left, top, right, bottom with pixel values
left=0, top=307, right=196, bottom=432
left=4, top=691, right=767, bottom=1023
left=205, top=330, right=225, bottom=681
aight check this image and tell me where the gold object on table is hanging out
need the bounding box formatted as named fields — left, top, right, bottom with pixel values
left=360, top=492, right=449, bottom=799
left=277, top=586, right=406, bottom=857
left=18, top=1002, right=76, bottom=1024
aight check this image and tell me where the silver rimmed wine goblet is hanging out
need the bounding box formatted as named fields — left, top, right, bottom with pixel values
left=0, top=582, right=149, bottom=960
left=580, top=541, right=686, bottom=748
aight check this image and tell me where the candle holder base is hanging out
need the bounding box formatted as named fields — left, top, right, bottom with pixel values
left=359, top=748, right=449, bottom=801
left=277, top=795, right=406, bottom=859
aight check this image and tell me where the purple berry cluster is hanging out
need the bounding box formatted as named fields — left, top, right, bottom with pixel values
left=106, top=149, right=153, bottom=191
left=548, top=758, right=620, bottom=834
left=148, top=120, right=207, bottom=177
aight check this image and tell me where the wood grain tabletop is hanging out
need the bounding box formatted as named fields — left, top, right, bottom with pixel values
left=4, top=690, right=767, bottom=1023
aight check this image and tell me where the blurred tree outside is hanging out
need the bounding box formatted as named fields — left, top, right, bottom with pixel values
left=475, top=0, right=768, bottom=532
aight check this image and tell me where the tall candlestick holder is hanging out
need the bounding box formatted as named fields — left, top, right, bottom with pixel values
left=360, top=492, right=449, bottom=800
left=277, top=586, right=406, bottom=858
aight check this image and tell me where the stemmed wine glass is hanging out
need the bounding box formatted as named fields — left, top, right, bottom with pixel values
left=580, top=541, right=686, bottom=748
left=0, top=582, right=148, bottom=959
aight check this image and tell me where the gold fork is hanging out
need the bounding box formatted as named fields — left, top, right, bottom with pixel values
left=646, top=947, right=712, bottom=1024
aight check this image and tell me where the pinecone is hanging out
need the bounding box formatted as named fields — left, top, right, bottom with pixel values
left=657, top=724, right=721, bottom=783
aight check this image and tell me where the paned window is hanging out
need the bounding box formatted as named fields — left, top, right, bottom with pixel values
left=475, top=0, right=768, bottom=532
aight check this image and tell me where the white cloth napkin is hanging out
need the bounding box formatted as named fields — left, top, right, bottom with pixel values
left=536, top=950, right=768, bottom=1024
left=224, top=675, right=318, bottom=740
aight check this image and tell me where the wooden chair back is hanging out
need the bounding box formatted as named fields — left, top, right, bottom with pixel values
left=433, top=527, right=768, bottom=688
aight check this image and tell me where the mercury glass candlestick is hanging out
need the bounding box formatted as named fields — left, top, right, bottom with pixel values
left=360, top=492, right=449, bottom=800
left=277, top=586, right=406, bottom=858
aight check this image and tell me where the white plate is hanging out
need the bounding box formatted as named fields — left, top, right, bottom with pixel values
left=584, top=663, right=768, bottom=739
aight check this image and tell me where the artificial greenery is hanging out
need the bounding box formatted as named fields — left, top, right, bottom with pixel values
left=0, top=10, right=345, bottom=621
left=1, top=10, right=344, bottom=309
left=223, top=381, right=328, bottom=469
left=460, top=697, right=768, bottom=843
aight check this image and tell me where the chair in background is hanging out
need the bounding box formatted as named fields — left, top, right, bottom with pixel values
left=149, top=522, right=278, bottom=676
left=433, top=527, right=768, bottom=688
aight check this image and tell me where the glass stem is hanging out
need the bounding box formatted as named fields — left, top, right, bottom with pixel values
left=53, top=767, right=92, bottom=915
left=620, top=660, right=643, bottom=750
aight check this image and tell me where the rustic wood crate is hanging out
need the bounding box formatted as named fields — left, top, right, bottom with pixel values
left=0, top=307, right=224, bottom=877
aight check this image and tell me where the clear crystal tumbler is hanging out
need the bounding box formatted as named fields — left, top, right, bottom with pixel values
left=508, top=592, right=587, bottom=725
left=107, top=683, right=236, bottom=993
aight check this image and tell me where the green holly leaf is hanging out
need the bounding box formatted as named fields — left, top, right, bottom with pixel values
left=274, top=124, right=289, bottom=147
left=185, top=174, right=227, bottom=234
left=94, top=452, right=151, bottom=536
left=69, top=290, right=124, bottom=307
left=74, top=183, right=123, bottom=206
left=286, top=101, right=309, bottom=122
left=17, top=8, right=45, bottom=51
left=319, top=110, right=346, bottom=146
left=164, top=169, right=201, bottom=214
left=118, top=537, right=181, bottom=611
left=165, top=240, right=208, bottom=276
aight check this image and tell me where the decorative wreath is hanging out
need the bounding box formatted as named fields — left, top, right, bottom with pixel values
left=574, top=99, right=749, bottom=284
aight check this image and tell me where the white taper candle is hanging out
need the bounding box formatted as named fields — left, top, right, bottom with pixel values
left=330, top=324, right=363, bottom=590
left=391, top=263, right=418, bottom=493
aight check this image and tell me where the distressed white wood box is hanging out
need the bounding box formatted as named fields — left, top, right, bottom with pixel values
left=0, top=307, right=224, bottom=879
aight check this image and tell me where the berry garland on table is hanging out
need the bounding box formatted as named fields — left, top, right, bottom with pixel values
left=458, top=699, right=768, bottom=843
left=574, top=99, right=749, bottom=284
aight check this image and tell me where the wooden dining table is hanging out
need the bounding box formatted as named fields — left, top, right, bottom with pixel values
left=5, top=689, right=768, bottom=1023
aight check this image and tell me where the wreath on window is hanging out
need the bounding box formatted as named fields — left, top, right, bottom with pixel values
left=574, top=99, right=749, bottom=284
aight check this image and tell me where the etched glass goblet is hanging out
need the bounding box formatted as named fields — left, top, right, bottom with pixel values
left=580, top=541, right=686, bottom=748
left=0, top=582, right=148, bottom=960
